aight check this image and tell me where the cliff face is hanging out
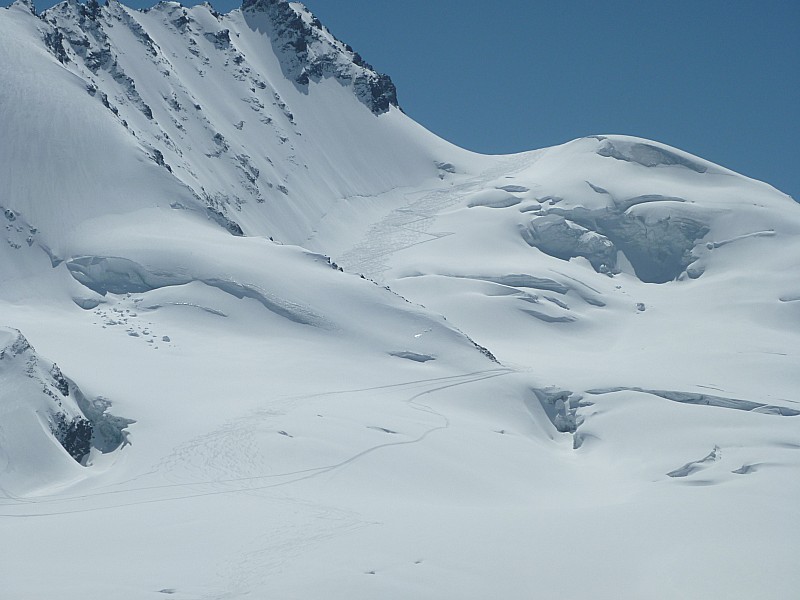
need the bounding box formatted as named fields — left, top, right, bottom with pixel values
left=241, top=0, right=399, bottom=114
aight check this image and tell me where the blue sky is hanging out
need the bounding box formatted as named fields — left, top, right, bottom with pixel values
left=14, top=0, right=800, bottom=199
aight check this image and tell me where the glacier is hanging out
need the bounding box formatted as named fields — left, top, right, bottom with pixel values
left=1, top=1, right=799, bottom=599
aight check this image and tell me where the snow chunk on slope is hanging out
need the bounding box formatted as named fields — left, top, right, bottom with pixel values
left=467, top=189, right=521, bottom=209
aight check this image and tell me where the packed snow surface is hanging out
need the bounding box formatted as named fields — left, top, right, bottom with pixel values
left=1, top=1, right=799, bottom=599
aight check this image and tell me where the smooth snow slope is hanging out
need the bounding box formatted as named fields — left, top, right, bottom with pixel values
left=1, top=1, right=799, bottom=599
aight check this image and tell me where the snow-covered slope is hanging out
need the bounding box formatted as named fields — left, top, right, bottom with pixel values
left=1, top=0, right=474, bottom=249
left=1, top=1, right=799, bottom=599
left=0, top=326, right=135, bottom=492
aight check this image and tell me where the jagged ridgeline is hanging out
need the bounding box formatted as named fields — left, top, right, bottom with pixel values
left=14, top=0, right=413, bottom=244
left=40, top=0, right=398, bottom=115
left=240, top=0, right=399, bottom=113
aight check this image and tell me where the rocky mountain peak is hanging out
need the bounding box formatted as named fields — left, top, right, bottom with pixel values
left=241, top=0, right=399, bottom=114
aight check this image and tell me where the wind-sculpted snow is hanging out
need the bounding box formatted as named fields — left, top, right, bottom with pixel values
left=466, top=189, right=522, bottom=209
left=67, top=256, right=174, bottom=295
left=389, top=351, right=436, bottom=362
left=586, top=387, right=800, bottom=416
left=66, top=255, right=326, bottom=326
left=459, top=273, right=570, bottom=294
left=666, top=446, right=721, bottom=478
left=593, top=135, right=711, bottom=173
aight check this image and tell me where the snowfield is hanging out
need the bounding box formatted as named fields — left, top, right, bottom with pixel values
left=1, top=1, right=799, bottom=599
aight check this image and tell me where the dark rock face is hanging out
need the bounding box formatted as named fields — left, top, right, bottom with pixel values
left=355, top=72, right=398, bottom=114
left=50, top=363, right=70, bottom=396
left=0, top=327, right=134, bottom=465
left=207, top=207, right=245, bottom=236
left=242, top=0, right=399, bottom=114
left=31, top=0, right=401, bottom=241
left=204, top=28, right=232, bottom=50
left=43, top=28, right=70, bottom=63
left=41, top=0, right=155, bottom=120
left=51, top=413, right=93, bottom=463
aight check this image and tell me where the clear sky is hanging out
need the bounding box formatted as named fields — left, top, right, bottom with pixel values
left=13, top=0, right=800, bottom=200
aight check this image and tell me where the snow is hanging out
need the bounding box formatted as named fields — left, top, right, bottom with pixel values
left=1, top=2, right=799, bottom=599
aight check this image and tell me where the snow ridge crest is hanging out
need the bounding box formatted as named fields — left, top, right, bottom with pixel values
left=9, top=0, right=36, bottom=14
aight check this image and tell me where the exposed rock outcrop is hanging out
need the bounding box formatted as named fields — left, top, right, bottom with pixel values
left=242, top=0, right=399, bottom=114
left=0, top=327, right=133, bottom=464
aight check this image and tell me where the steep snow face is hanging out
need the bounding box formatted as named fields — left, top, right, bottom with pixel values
left=1, top=2, right=800, bottom=599
left=1, top=0, right=473, bottom=253
left=0, top=0, right=498, bottom=500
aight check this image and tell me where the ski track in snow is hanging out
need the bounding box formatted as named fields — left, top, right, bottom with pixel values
left=2, top=2, right=800, bottom=597
left=340, top=153, right=537, bottom=281
left=0, top=369, right=512, bottom=517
